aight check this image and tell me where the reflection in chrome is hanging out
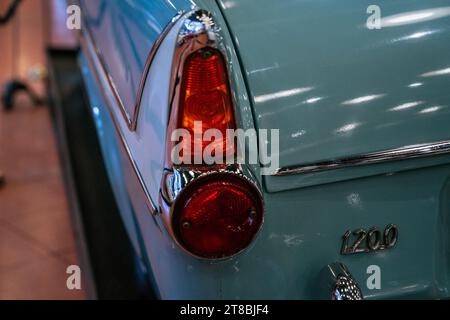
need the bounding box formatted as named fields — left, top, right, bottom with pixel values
left=380, top=7, right=450, bottom=28
left=389, top=101, right=423, bottom=112
left=333, top=276, right=363, bottom=300
left=421, top=67, right=450, bottom=77
left=341, top=94, right=385, bottom=105
left=92, top=106, right=100, bottom=116
left=254, top=87, right=314, bottom=103
left=408, top=82, right=423, bottom=88
left=319, top=262, right=363, bottom=300
left=166, top=0, right=177, bottom=10
left=274, top=140, right=450, bottom=176
left=419, top=106, right=445, bottom=114
left=335, top=122, right=361, bottom=134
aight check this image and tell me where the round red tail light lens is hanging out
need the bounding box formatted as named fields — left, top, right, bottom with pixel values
left=172, top=174, right=263, bottom=259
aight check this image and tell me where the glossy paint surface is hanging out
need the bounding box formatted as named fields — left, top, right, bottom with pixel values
left=80, top=0, right=450, bottom=299
left=80, top=0, right=191, bottom=121
left=218, top=0, right=450, bottom=185
left=79, top=54, right=144, bottom=259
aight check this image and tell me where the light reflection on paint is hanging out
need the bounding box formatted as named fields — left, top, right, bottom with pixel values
left=421, top=67, right=450, bottom=77
left=291, top=130, right=307, bottom=138
left=254, top=87, right=314, bottom=103
left=335, top=123, right=361, bottom=134
left=380, top=7, right=450, bottom=27
left=419, top=106, right=445, bottom=114
left=166, top=0, right=176, bottom=10
left=248, top=64, right=279, bottom=75
left=304, top=97, right=323, bottom=104
left=408, top=82, right=423, bottom=88
left=222, top=1, right=237, bottom=9
left=393, top=30, right=437, bottom=42
left=342, top=94, right=385, bottom=105
left=389, top=101, right=423, bottom=112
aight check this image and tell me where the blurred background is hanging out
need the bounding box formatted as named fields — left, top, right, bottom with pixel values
left=0, top=0, right=85, bottom=300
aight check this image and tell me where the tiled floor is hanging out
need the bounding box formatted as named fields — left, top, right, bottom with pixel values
left=0, top=98, right=86, bottom=300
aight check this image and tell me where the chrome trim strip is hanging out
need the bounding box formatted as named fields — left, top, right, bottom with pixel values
left=131, top=14, right=184, bottom=131
left=273, top=140, right=450, bottom=176
left=80, top=28, right=158, bottom=215
left=80, top=4, right=183, bottom=131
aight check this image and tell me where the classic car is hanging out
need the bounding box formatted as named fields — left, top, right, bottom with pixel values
left=76, top=0, right=450, bottom=299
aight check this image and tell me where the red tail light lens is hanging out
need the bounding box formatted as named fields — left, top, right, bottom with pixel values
left=173, top=174, right=263, bottom=259
left=177, top=47, right=236, bottom=164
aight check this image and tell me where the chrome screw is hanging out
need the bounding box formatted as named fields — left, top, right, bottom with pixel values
left=182, top=221, right=191, bottom=229
left=249, top=208, right=257, bottom=220
left=202, top=50, right=212, bottom=59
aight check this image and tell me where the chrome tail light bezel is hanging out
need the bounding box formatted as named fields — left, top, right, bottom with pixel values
left=158, top=9, right=264, bottom=260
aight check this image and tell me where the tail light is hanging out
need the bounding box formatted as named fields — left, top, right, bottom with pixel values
left=172, top=174, right=263, bottom=259
left=176, top=47, right=236, bottom=165
left=161, top=9, right=264, bottom=260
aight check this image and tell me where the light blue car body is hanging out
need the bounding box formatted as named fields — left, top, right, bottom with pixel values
left=79, top=0, right=450, bottom=299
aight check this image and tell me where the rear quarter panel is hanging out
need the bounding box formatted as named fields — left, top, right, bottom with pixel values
left=81, top=0, right=450, bottom=299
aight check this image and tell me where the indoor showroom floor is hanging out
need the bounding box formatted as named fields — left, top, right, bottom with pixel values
left=0, top=99, right=86, bottom=300
left=0, top=0, right=85, bottom=300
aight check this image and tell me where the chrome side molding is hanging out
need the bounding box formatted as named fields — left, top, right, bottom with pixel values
left=274, top=140, right=450, bottom=176
left=132, top=13, right=184, bottom=131
left=80, top=24, right=159, bottom=215
left=319, top=262, right=363, bottom=300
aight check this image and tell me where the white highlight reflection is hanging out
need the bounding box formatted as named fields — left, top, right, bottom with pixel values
left=394, top=30, right=437, bottom=42
left=291, top=130, right=307, bottom=138
left=380, top=7, right=450, bottom=28
left=255, top=87, right=314, bottom=103
left=421, top=67, right=450, bottom=77
left=419, top=106, right=445, bottom=114
left=408, top=82, right=423, bottom=88
left=167, top=0, right=177, bottom=10
left=389, top=101, right=423, bottom=112
left=305, top=97, right=323, bottom=104
left=222, top=1, right=237, bottom=9
left=336, top=123, right=361, bottom=134
left=405, top=31, right=434, bottom=39
left=342, top=94, right=385, bottom=105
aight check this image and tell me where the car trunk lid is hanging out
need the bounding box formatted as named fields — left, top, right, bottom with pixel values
left=217, top=0, right=450, bottom=191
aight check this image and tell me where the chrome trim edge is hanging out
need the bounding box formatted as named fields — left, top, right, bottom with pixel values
left=273, top=140, right=450, bottom=176
left=80, top=28, right=158, bottom=215
left=132, top=13, right=184, bottom=131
